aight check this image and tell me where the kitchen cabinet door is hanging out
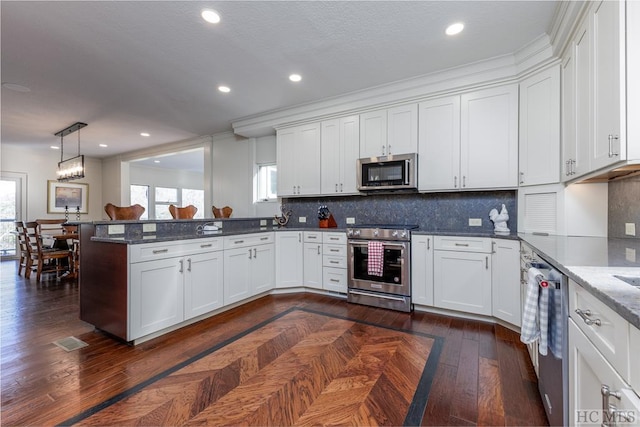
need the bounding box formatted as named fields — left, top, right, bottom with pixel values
left=418, top=96, right=461, bottom=191
left=129, top=257, right=184, bottom=340
left=303, top=242, right=323, bottom=290
left=434, top=250, right=492, bottom=316
left=569, top=320, right=640, bottom=426
left=562, top=47, right=579, bottom=181
left=387, top=104, right=418, bottom=156
left=591, top=0, right=625, bottom=170
left=491, top=239, right=521, bottom=326
left=252, top=243, right=275, bottom=295
left=276, top=123, right=321, bottom=196
left=184, top=251, right=224, bottom=320
left=574, top=20, right=592, bottom=178
left=411, top=235, right=434, bottom=306
left=223, top=246, right=252, bottom=305
left=276, top=127, right=297, bottom=197
left=360, top=109, right=387, bottom=158
left=461, top=85, right=518, bottom=189
left=321, top=116, right=360, bottom=195
left=519, top=65, right=560, bottom=186
left=275, top=231, right=303, bottom=288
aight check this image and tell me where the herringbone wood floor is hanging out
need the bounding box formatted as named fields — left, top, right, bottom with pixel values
left=0, top=260, right=548, bottom=426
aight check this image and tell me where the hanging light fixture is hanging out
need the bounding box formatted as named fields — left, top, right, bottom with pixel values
left=55, top=122, right=87, bottom=182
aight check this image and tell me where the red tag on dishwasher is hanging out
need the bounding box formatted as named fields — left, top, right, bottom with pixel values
left=540, top=280, right=549, bottom=288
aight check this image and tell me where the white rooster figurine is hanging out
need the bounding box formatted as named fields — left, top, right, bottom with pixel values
left=489, top=204, right=510, bottom=234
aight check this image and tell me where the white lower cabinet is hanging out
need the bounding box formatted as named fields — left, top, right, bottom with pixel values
left=223, top=234, right=274, bottom=305
left=129, top=246, right=224, bottom=341
left=491, top=239, right=521, bottom=326
left=303, top=242, right=323, bottom=290
left=433, top=236, right=492, bottom=316
left=411, top=235, right=434, bottom=306
left=275, top=231, right=303, bottom=288
left=322, top=232, right=347, bottom=293
left=569, top=319, right=640, bottom=426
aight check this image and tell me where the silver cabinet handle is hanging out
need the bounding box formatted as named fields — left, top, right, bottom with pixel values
left=330, top=237, right=339, bottom=241
left=330, top=278, right=340, bottom=283
left=292, top=185, right=296, bottom=194
left=492, top=241, right=496, bottom=253
left=253, top=248, right=257, bottom=258
left=340, top=183, right=343, bottom=192
left=153, top=249, right=168, bottom=254
left=297, top=185, right=301, bottom=194
left=519, top=172, right=525, bottom=184
left=200, top=243, right=213, bottom=248
left=601, top=385, right=623, bottom=427
left=575, top=308, right=602, bottom=326
left=317, top=245, right=321, bottom=255
left=260, top=237, right=269, bottom=240
left=388, top=144, right=391, bottom=155
left=298, top=233, right=301, bottom=243
left=454, top=176, right=458, bottom=188
left=565, top=160, right=569, bottom=176
left=179, top=259, right=184, bottom=273
left=427, top=238, right=430, bottom=250
left=234, top=240, right=244, bottom=244
left=462, top=176, right=466, bottom=187
left=608, top=134, right=620, bottom=158
left=455, top=243, right=469, bottom=247
left=485, top=256, right=488, bottom=269
left=330, top=260, right=339, bottom=264
left=187, top=258, right=191, bottom=272
left=382, top=145, right=386, bottom=156
left=248, top=249, right=252, bottom=259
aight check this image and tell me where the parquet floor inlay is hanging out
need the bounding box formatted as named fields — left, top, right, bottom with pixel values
left=63, top=308, right=442, bottom=426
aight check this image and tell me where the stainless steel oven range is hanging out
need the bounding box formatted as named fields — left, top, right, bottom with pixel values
left=346, top=225, right=416, bottom=312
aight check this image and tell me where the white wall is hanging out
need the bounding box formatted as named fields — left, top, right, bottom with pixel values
left=253, top=135, right=280, bottom=218
left=1, top=145, right=103, bottom=221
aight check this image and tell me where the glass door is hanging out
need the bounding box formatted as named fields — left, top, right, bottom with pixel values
left=0, top=176, right=22, bottom=259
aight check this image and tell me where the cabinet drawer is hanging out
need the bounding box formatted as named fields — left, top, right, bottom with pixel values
left=434, top=236, right=492, bottom=253
left=323, top=244, right=346, bottom=257
left=303, top=231, right=322, bottom=243
left=323, top=267, right=348, bottom=293
left=130, top=238, right=222, bottom=263
left=224, top=232, right=274, bottom=249
left=323, top=232, right=346, bottom=244
left=569, top=280, right=630, bottom=381
left=323, top=255, right=346, bottom=269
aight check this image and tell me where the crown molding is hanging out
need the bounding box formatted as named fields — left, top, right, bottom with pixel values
left=548, top=0, right=590, bottom=58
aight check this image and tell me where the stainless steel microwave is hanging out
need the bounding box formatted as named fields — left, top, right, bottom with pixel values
left=357, top=153, right=417, bottom=191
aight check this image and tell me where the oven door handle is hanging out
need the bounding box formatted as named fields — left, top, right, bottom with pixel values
left=348, top=240, right=406, bottom=248
left=349, top=289, right=407, bottom=302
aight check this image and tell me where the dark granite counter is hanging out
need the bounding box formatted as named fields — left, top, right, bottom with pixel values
left=519, top=233, right=640, bottom=330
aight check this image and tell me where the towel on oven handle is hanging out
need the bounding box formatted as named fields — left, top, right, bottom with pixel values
left=367, top=241, right=384, bottom=277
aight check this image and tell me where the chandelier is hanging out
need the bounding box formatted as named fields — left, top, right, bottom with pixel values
left=55, top=122, right=87, bottom=182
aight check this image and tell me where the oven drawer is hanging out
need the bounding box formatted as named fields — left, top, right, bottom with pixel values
left=434, top=236, right=492, bottom=253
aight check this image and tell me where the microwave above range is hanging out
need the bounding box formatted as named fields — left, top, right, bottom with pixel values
left=357, top=153, right=417, bottom=192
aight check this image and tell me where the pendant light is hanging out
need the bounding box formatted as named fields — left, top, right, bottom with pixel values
left=55, top=122, right=87, bottom=182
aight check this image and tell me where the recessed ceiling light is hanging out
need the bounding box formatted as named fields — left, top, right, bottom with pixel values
left=289, top=74, right=302, bottom=82
left=2, top=83, right=31, bottom=92
left=99, top=144, right=108, bottom=148
left=446, top=22, right=464, bottom=36
left=140, top=132, right=150, bottom=137
left=218, top=85, right=231, bottom=93
left=154, top=160, right=161, bottom=163
left=50, top=146, right=59, bottom=150
left=201, top=9, right=220, bottom=24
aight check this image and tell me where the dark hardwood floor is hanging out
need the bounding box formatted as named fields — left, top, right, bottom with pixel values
left=0, top=260, right=549, bottom=426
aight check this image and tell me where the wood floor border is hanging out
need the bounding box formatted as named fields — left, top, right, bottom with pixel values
left=56, top=306, right=444, bottom=427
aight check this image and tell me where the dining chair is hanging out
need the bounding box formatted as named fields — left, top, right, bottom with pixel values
left=169, top=204, right=198, bottom=219
left=24, top=221, right=72, bottom=282
left=14, top=221, right=31, bottom=276
left=212, top=205, right=233, bottom=218
left=35, top=219, right=67, bottom=248
left=104, top=203, right=145, bottom=220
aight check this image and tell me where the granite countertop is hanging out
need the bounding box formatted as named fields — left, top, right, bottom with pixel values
left=413, top=229, right=520, bottom=240
left=519, top=233, right=640, bottom=330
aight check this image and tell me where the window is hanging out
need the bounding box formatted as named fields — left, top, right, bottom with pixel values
left=182, top=188, right=204, bottom=219
left=257, top=164, right=277, bottom=201
left=130, top=185, right=149, bottom=220
left=155, top=187, right=178, bottom=219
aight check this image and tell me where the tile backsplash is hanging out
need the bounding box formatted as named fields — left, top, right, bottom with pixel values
left=608, top=175, right=640, bottom=239
left=282, top=190, right=517, bottom=234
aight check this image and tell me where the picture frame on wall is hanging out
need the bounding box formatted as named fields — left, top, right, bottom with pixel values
left=47, top=180, right=89, bottom=214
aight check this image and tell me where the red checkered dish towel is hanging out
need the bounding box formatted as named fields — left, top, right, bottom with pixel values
left=367, top=241, right=384, bottom=277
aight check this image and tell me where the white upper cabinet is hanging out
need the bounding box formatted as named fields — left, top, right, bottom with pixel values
left=519, top=65, right=561, bottom=186
left=360, top=104, right=417, bottom=158
left=321, top=115, right=360, bottom=195
left=461, top=85, right=519, bottom=189
left=277, top=122, right=321, bottom=197
left=418, top=85, right=518, bottom=191
left=418, top=96, right=461, bottom=191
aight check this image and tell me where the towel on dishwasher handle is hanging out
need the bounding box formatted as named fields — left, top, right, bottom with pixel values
left=367, top=241, right=384, bottom=276
left=520, top=267, right=549, bottom=356
left=548, top=269, right=564, bottom=359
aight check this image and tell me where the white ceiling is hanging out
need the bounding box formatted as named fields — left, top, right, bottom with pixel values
left=1, top=0, right=559, bottom=160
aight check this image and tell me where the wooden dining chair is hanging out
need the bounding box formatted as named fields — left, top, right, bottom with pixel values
left=24, top=221, right=72, bottom=282
left=212, top=205, right=233, bottom=218
left=169, top=204, right=198, bottom=219
left=104, top=203, right=146, bottom=220
left=14, top=221, right=31, bottom=276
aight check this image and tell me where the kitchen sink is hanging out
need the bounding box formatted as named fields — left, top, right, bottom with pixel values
left=613, top=275, right=640, bottom=287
